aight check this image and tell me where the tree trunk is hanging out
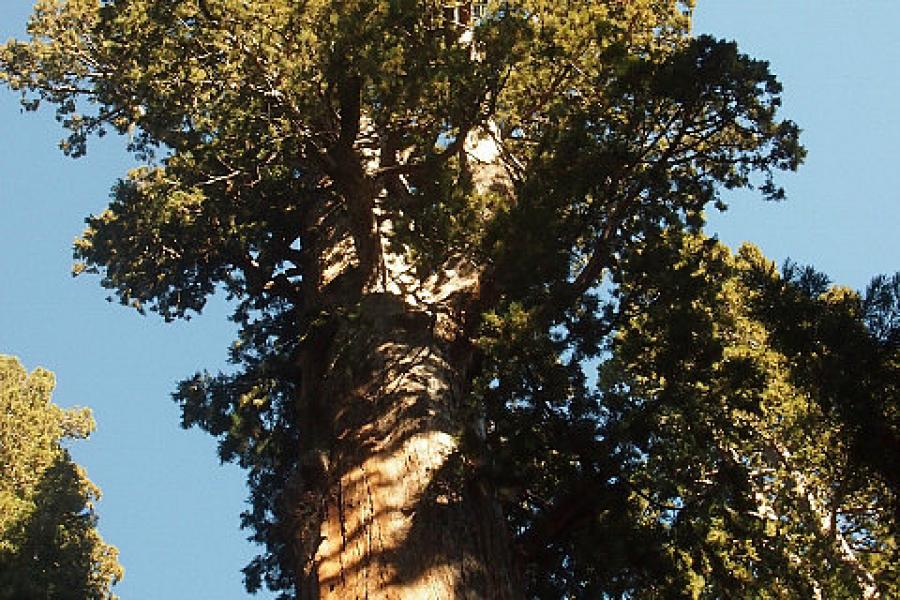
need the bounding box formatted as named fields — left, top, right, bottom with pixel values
left=284, top=107, right=518, bottom=597
left=297, top=293, right=516, bottom=599
left=768, top=439, right=881, bottom=599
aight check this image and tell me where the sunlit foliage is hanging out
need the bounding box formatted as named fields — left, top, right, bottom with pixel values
left=0, top=355, right=122, bottom=599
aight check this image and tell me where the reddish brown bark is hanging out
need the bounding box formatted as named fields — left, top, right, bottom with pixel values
left=297, top=295, right=517, bottom=599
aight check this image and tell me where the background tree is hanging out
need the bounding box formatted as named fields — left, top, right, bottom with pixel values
left=586, top=232, right=897, bottom=598
left=0, top=355, right=123, bottom=599
left=0, top=1, right=822, bottom=598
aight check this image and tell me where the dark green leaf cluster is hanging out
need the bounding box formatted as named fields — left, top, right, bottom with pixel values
left=174, top=296, right=305, bottom=596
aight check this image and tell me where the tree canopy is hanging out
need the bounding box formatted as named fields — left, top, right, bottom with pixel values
left=574, top=232, right=896, bottom=596
left=3, top=1, right=896, bottom=598
left=0, top=355, right=122, bottom=599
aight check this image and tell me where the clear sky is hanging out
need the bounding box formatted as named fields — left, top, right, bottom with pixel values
left=694, top=1, right=900, bottom=290
left=1, top=2, right=897, bottom=598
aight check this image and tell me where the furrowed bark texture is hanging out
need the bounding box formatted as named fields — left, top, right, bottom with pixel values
left=307, top=295, right=516, bottom=599
left=291, top=120, right=518, bottom=598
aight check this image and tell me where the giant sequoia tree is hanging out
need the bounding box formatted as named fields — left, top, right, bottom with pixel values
left=5, top=1, right=896, bottom=598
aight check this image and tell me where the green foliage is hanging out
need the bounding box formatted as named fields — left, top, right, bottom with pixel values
left=0, top=355, right=123, bottom=599
left=15, top=1, right=893, bottom=598
left=608, top=234, right=897, bottom=597
left=474, top=231, right=897, bottom=597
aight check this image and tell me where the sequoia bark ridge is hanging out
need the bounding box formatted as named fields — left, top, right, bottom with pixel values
left=302, top=294, right=515, bottom=599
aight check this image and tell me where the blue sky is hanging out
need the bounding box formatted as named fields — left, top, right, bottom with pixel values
left=1, top=2, right=898, bottom=598
left=696, top=2, right=900, bottom=289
